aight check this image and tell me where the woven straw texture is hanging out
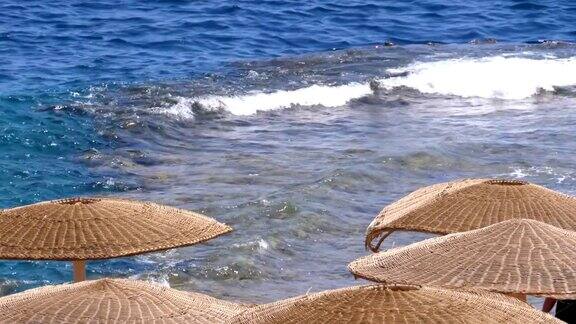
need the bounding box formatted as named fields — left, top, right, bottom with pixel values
left=0, top=278, right=247, bottom=323
left=229, top=284, right=560, bottom=324
left=366, top=178, right=576, bottom=251
left=0, top=197, right=232, bottom=260
left=352, top=219, right=576, bottom=298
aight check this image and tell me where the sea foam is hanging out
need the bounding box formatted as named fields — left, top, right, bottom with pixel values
left=155, top=55, right=576, bottom=118
left=154, top=83, right=372, bottom=118
left=198, top=83, right=371, bottom=115
left=377, top=56, right=576, bottom=99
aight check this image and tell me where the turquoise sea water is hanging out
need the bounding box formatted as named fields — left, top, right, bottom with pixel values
left=1, top=0, right=576, bottom=302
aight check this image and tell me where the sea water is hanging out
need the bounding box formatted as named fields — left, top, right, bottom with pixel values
left=1, top=0, right=576, bottom=302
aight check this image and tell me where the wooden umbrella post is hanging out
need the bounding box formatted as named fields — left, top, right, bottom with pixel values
left=73, top=260, right=86, bottom=282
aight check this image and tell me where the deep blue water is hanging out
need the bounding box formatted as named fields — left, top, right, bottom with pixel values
left=2, top=0, right=576, bottom=302
left=2, top=0, right=576, bottom=94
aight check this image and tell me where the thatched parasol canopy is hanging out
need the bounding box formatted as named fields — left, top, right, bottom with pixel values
left=229, top=284, right=560, bottom=324
left=366, top=178, right=576, bottom=251
left=0, top=197, right=232, bottom=281
left=0, top=278, right=247, bottom=323
left=352, top=219, right=576, bottom=298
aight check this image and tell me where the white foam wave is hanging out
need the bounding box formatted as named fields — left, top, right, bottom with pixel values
left=153, top=97, right=197, bottom=119
left=153, top=55, right=576, bottom=119
left=378, top=56, right=576, bottom=99
left=154, top=83, right=372, bottom=118
left=199, top=83, right=371, bottom=115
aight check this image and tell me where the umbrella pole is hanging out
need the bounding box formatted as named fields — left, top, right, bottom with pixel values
left=73, top=260, right=86, bottom=282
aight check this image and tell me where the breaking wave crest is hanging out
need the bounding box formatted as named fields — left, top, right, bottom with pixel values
left=377, top=56, right=576, bottom=99
left=154, top=55, right=576, bottom=118
left=154, top=83, right=373, bottom=118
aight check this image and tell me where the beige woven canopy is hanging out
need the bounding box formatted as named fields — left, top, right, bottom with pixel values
left=0, top=197, right=231, bottom=260
left=0, top=278, right=247, bottom=323
left=229, top=284, right=560, bottom=324
left=352, top=219, right=576, bottom=298
left=366, top=178, right=576, bottom=251
left=0, top=197, right=232, bottom=282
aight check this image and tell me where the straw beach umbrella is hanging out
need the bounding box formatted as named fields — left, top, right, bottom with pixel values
left=0, top=278, right=247, bottom=323
left=365, top=178, right=576, bottom=251
left=351, top=219, right=576, bottom=299
left=229, top=284, right=560, bottom=324
left=0, top=197, right=232, bottom=282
